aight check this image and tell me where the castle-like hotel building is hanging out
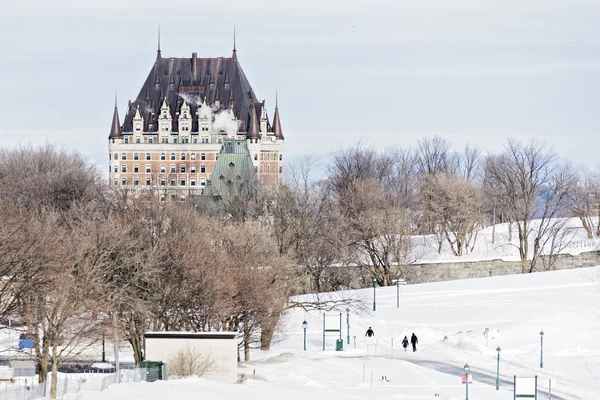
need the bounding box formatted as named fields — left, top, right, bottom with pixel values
left=108, top=43, right=283, bottom=200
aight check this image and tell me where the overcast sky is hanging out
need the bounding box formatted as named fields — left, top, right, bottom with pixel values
left=1, top=0, right=598, bottom=173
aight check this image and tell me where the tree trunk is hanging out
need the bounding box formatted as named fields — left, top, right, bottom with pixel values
left=260, top=316, right=279, bottom=350
left=243, top=325, right=251, bottom=361
left=49, top=345, right=58, bottom=400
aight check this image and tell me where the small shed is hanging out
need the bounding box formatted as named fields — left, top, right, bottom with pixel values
left=10, top=360, right=35, bottom=377
left=144, top=332, right=238, bottom=383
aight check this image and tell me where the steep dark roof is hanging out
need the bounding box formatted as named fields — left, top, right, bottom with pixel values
left=122, top=53, right=259, bottom=133
left=109, top=104, right=121, bottom=138
left=272, top=104, right=283, bottom=139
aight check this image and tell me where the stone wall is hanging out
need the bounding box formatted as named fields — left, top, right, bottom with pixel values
left=404, top=251, right=600, bottom=284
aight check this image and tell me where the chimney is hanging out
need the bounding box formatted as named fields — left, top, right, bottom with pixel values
left=192, top=52, right=198, bottom=78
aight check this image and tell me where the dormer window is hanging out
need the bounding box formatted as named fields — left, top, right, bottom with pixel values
left=136, top=124, right=141, bottom=131
left=224, top=82, right=229, bottom=90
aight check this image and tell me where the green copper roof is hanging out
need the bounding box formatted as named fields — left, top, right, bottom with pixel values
left=203, top=140, right=257, bottom=198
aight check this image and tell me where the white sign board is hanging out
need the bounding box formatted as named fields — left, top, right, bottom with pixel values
left=514, top=375, right=537, bottom=399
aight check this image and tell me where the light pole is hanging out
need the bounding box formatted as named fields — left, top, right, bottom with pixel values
left=393, top=278, right=400, bottom=308
left=303, top=320, right=308, bottom=351
left=346, top=308, right=350, bottom=345
left=540, top=330, right=544, bottom=368
left=496, top=346, right=501, bottom=390
left=102, top=333, right=106, bottom=363
left=372, top=276, right=377, bottom=311
left=464, top=363, right=470, bottom=400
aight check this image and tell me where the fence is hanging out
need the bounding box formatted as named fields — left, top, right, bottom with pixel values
left=0, top=367, right=146, bottom=400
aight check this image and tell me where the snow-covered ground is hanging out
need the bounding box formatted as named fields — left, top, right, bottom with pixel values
left=63, top=265, right=600, bottom=400
left=413, top=217, right=600, bottom=263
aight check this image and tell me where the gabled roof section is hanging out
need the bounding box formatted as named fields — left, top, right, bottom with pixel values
left=122, top=53, right=258, bottom=133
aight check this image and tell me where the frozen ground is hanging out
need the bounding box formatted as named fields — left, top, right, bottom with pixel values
left=64, top=265, right=600, bottom=399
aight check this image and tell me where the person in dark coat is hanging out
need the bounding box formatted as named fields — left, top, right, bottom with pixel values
left=365, top=327, right=375, bottom=337
left=402, top=336, right=409, bottom=351
left=411, top=333, right=418, bottom=352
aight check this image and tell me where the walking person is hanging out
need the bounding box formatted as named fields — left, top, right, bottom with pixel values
left=365, top=327, right=375, bottom=337
left=402, top=335, right=409, bottom=351
left=411, top=333, right=418, bottom=352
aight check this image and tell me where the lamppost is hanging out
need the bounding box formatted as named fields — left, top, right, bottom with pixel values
left=346, top=308, right=350, bottom=345
left=303, top=320, right=308, bottom=351
left=372, top=276, right=377, bottom=311
left=464, top=363, right=470, bottom=400
left=540, top=330, right=544, bottom=368
left=393, top=278, right=400, bottom=308
left=496, top=346, right=501, bottom=390
left=102, top=334, right=106, bottom=363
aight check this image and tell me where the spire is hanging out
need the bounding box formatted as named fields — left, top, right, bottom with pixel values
left=232, top=25, right=238, bottom=63
left=156, top=25, right=162, bottom=61
left=247, top=104, right=260, bottom=140
left=272, top=96, right=284, bottom=140
left=109, top=94, right=121, bottom=139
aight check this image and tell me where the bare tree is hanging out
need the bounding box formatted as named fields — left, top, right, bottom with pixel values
left=415, top=135, right=453, bottom=176
left=487, top=139, right=576, bottom=273
left=419, top=173, right=483, bottom=256
left=570, top=169, right=600, bottom=239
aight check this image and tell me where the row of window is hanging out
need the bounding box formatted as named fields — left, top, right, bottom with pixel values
left=113, top=153, right=210, bottom=161
left=260, top=165, right=283, bottom=174
left=122, top=136, right=215, bottom=144
left=260, top=153, right=283, bottom=161
left=116, top=177, right=207, bottom=186
left=114, top=164, right=207, bottom=174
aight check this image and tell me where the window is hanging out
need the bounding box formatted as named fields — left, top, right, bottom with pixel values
left=260, top=165, right=263, bottom=173
left=146, top=178, right=151, bottom=186
left=133, top=178, right=139, bottom=186
left=121, top=178, right=127, bottom=185
left=201, top=153, right=206, bottom=160
left=113, top=153, right=118, bottom=160
left=201, top=136, right=208, bottom=143
left=113, top=179, right=118, bottom=186
left=170, top=178, right=176, bottom=186
left=162, top=137, right=168, bottom=143
left=133, top=165, right=139, bottom=173
left=217, top=137, right=223, bottom=144
left=148, top=137, right=154, bottom=144
left=113, top=166, right=118, bottom=173
left=136, top=137, right=141, bottom=144
left=190, top=165, right=196, bottom=173
left=160, top=165, right=166, bottom=173
left=170, top=153, right=175, bottom=160
left=182, top=137, right=189, bottom=143
left=134, top=153, right=139, bottom=160
left=160, top=178, right=166, bottom=186
left=146, top=153, right=151, bottom=160
left=260, top=153, right=263, bottom=160
left=279, top=166, right=283, bottom=173
left=122, top=153, right=127, bottom=160
left=267, top=165, right=270, bottom=173
left=200, top=178, right=206, bottom=186
left=180, top=165, right=186, bottom=173
left=122, top=165, right=127, bottom=173
left=193, top=137, right=198, bottom=144
left=170, top=165, right=176, bottom=173
left=180, top=178, right=186, bottom=186
left=145, top=165, right=151, bottom=173
left=173, top=138, right=178, bottom=144
left=180, top=153, right=186, bottom=160
left=200, top=165, right=206, bottom=173
left=124, top=137, right=129, bottom=143
left=254, top=154, right=258, bottom=160
left=279, top=154, right=283, bottom=161
left=191, top=153, right=196, bottom=161
left=160, top=153, right=166, bottom=160
left=191, top=178, right=196, bottom=186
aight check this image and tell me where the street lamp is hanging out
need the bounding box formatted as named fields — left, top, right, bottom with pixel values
left=540, top=330, right=544, bottom=368
left=302, top=320, right=308, bottom=351
left=392, top=278, right=400, bottom=308
left=346, top=308, right=350, bottom=345
left=464, top=363, right=470, bottom=400
left=372, top=276, right=377, bottom=311
left=496, top=346, right=501, bottom=390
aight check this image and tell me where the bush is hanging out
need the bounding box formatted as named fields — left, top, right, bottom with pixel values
left=167, top=346, right=215, bottom=378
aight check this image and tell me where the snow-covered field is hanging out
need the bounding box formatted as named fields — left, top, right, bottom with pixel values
left=413, top=217, right=600, bottom=263
left=66, top=265, right=600, bottom=400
